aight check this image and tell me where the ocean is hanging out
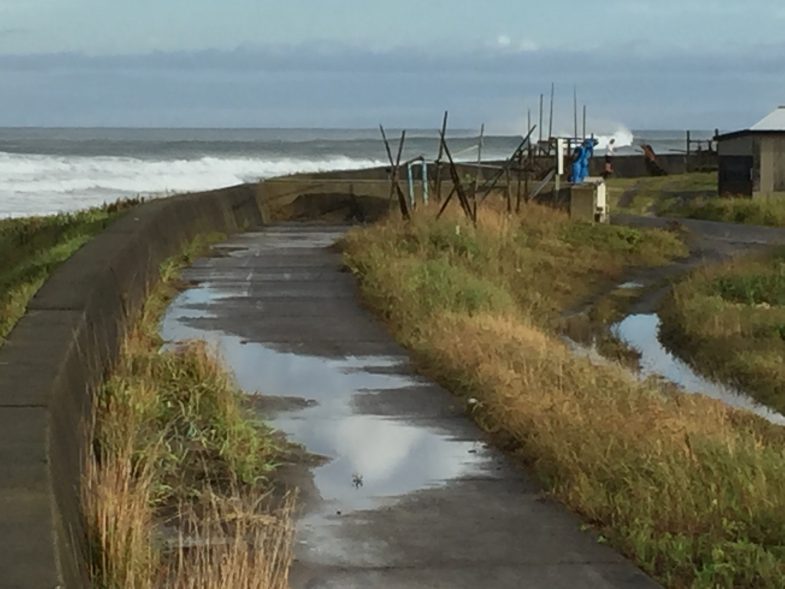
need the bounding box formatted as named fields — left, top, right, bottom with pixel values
left=0, top=127, right=716, bottom=218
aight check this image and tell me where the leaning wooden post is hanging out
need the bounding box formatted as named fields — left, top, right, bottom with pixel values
left=433, top=110, right=449, bottom=202
left=379, top=124, right=411, bottom=220
left=505, top=168, right=513, bottom=213
left=473, top=123, right=485, bottom=222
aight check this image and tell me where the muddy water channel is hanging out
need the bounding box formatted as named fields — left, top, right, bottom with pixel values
left=612, top=313, right=785, bottom=425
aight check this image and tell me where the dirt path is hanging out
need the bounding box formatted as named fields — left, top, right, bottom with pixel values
left=161, top=224, right=657, bottom=589
left=611, top=214, right=785, bottom=314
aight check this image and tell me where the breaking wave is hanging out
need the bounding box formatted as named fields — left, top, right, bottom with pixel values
left=593, top=127, right=634, bottom=151
left=0, top=152, right=386, bottom=217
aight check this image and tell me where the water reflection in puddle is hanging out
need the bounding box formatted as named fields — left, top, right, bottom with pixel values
left=162, top=281, right=488, bottom=514
left=617, top=281, right=644, bottom=290
left=613, top=313, right=785, bottom=425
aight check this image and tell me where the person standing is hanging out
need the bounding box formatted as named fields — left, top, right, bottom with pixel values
left=603, top=138, right=616, bottom=179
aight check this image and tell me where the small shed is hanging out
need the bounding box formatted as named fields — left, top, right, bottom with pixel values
left=716, top=107, right=785, bottom=197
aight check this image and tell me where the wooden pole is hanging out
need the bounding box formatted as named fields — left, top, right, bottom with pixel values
left=516, top=151, right=523, bottom=213
left=433, top=110, right=448, bottom=201
left=686, top=130, right=691, bottom=173
left=473, top=123, right=485, bottom=221
left=582, top=105, right=587, bottom=140
left=439, top=135, right=475, bottom=222
left=379, top=124, right=411, bottom=220
left=505, top=168, right=512, bottom=213
left=379, top=124, right=396, bottom=207
left=527, top=108, right=533, bottom=159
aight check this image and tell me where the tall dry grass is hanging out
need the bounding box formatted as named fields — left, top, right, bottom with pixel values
left=83, top=235, right=294, bottom=589
left=343, top=204, right=785, bottom=588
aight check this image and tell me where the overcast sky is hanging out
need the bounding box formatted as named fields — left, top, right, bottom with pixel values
left=1, top=0, right=784, bottom=130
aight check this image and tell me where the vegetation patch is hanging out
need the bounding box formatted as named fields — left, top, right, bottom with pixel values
left=0, top=201, right=139, bottom=341
left=84, top=235, right=294, bottom=589
left=608, top=172, right=785, bottom=227
left=660, top=247, right=785, bottom=413
left=344, top=204, right=785, bottom=588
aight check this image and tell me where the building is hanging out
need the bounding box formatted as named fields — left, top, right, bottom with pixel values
left=716, top=106, right=785, bottom=197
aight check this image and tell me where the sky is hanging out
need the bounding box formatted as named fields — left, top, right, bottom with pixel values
left=1, top=0, right=784, bottom=130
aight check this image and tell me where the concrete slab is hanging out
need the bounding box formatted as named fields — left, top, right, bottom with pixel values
left=161, top=225, right=661, bottom=589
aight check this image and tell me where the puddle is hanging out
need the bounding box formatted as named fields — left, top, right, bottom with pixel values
left=612, top=313, right=785, bottom=425
left=161, top=272, right=488, bottom=515
left=617, top=281, right=644, bottom=290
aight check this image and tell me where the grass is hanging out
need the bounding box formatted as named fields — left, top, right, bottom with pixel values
left=0, top=200, right=139, bottom=341
left=84, top=235, right=294, bottom=589
left=608, top=172, right=785, bottom=226
left=343, top=203, right=785, bottom=588
left=660, top=247, right=785, bottom=414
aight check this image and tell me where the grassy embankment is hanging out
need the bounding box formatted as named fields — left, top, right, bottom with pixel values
left=343, top=204, right=785, bottom=588
left=608, top=172, right=785, bottom=226
left=85, top=235, right=294, bottom=589
left=0, top=202, right=137, bottom=341
left=660, top=247, right=785, bottom=414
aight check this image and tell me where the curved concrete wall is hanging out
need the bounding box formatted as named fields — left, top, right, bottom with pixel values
left=0, top=184, right=268, bottom=588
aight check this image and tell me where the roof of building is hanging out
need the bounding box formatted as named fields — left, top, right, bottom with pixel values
left=718, top=106, right=785, bottom=140
left=751, top=106, right=785, bottom=131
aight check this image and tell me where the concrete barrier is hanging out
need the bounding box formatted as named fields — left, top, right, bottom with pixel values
left=0, top=184, right=267, bottom=588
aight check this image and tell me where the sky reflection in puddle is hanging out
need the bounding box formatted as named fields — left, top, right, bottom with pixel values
left=162, top=280, right=488, bottom=513
left=613, top=313, right=785, bottom=425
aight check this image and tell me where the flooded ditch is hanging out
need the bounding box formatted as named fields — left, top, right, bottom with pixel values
left=611, top=313, right=785, bottom=425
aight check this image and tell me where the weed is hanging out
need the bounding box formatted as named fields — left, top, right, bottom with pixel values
left=660, top=248, right=785, bottom=412
left=344, top=203, right=785, bottom=587
left=84, top=234, right=294, bottom=588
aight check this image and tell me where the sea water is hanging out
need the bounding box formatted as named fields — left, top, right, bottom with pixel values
left=0, top=127, right=715, bottom=218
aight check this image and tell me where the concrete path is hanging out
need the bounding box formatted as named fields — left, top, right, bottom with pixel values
left=162, top=224, right=659, bottom=589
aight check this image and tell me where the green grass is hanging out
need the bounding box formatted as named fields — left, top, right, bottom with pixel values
left=662, top=196, right=785, bottom=227
left=85, top=234, right=294, bottom=588
left=343, top=204, right=785, bottom=588
left=607, top=173, right=718, bottom=216
left=608, top=172, right=785, bottom=227
left=660, top=247, right=785, bottom=413
left=0, top=201, right=139, bottom=341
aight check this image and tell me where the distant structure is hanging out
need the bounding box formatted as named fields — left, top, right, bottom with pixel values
left=716, top=106, right=785, bottom=197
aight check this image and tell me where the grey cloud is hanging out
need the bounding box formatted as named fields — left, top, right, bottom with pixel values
left=0, top=43, right=783, bottom=129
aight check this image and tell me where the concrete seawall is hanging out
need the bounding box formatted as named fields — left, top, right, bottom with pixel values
left=0, top=177, right=397, bottom=588
left=0, top=185, right=269, bottom=588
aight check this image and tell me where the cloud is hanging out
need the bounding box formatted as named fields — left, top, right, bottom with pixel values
left=0, top=41, right=783, bottom=129
left=0, top=40, right=782, bottom=76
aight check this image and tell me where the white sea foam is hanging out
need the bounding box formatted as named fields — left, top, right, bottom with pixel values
left=594, top=127, right=634, bottom=151
left=0, top=152, right=386, bottom=218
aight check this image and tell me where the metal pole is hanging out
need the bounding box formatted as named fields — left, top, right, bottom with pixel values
left=538, top=94, right=544, bottom=152
left=548, top=82, right=555, bottom=141
left=573, top=85, right=578, bottom=140
left=421, top=160, right=429, bottom=204
left=407, top=161, right=415, bottom=209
